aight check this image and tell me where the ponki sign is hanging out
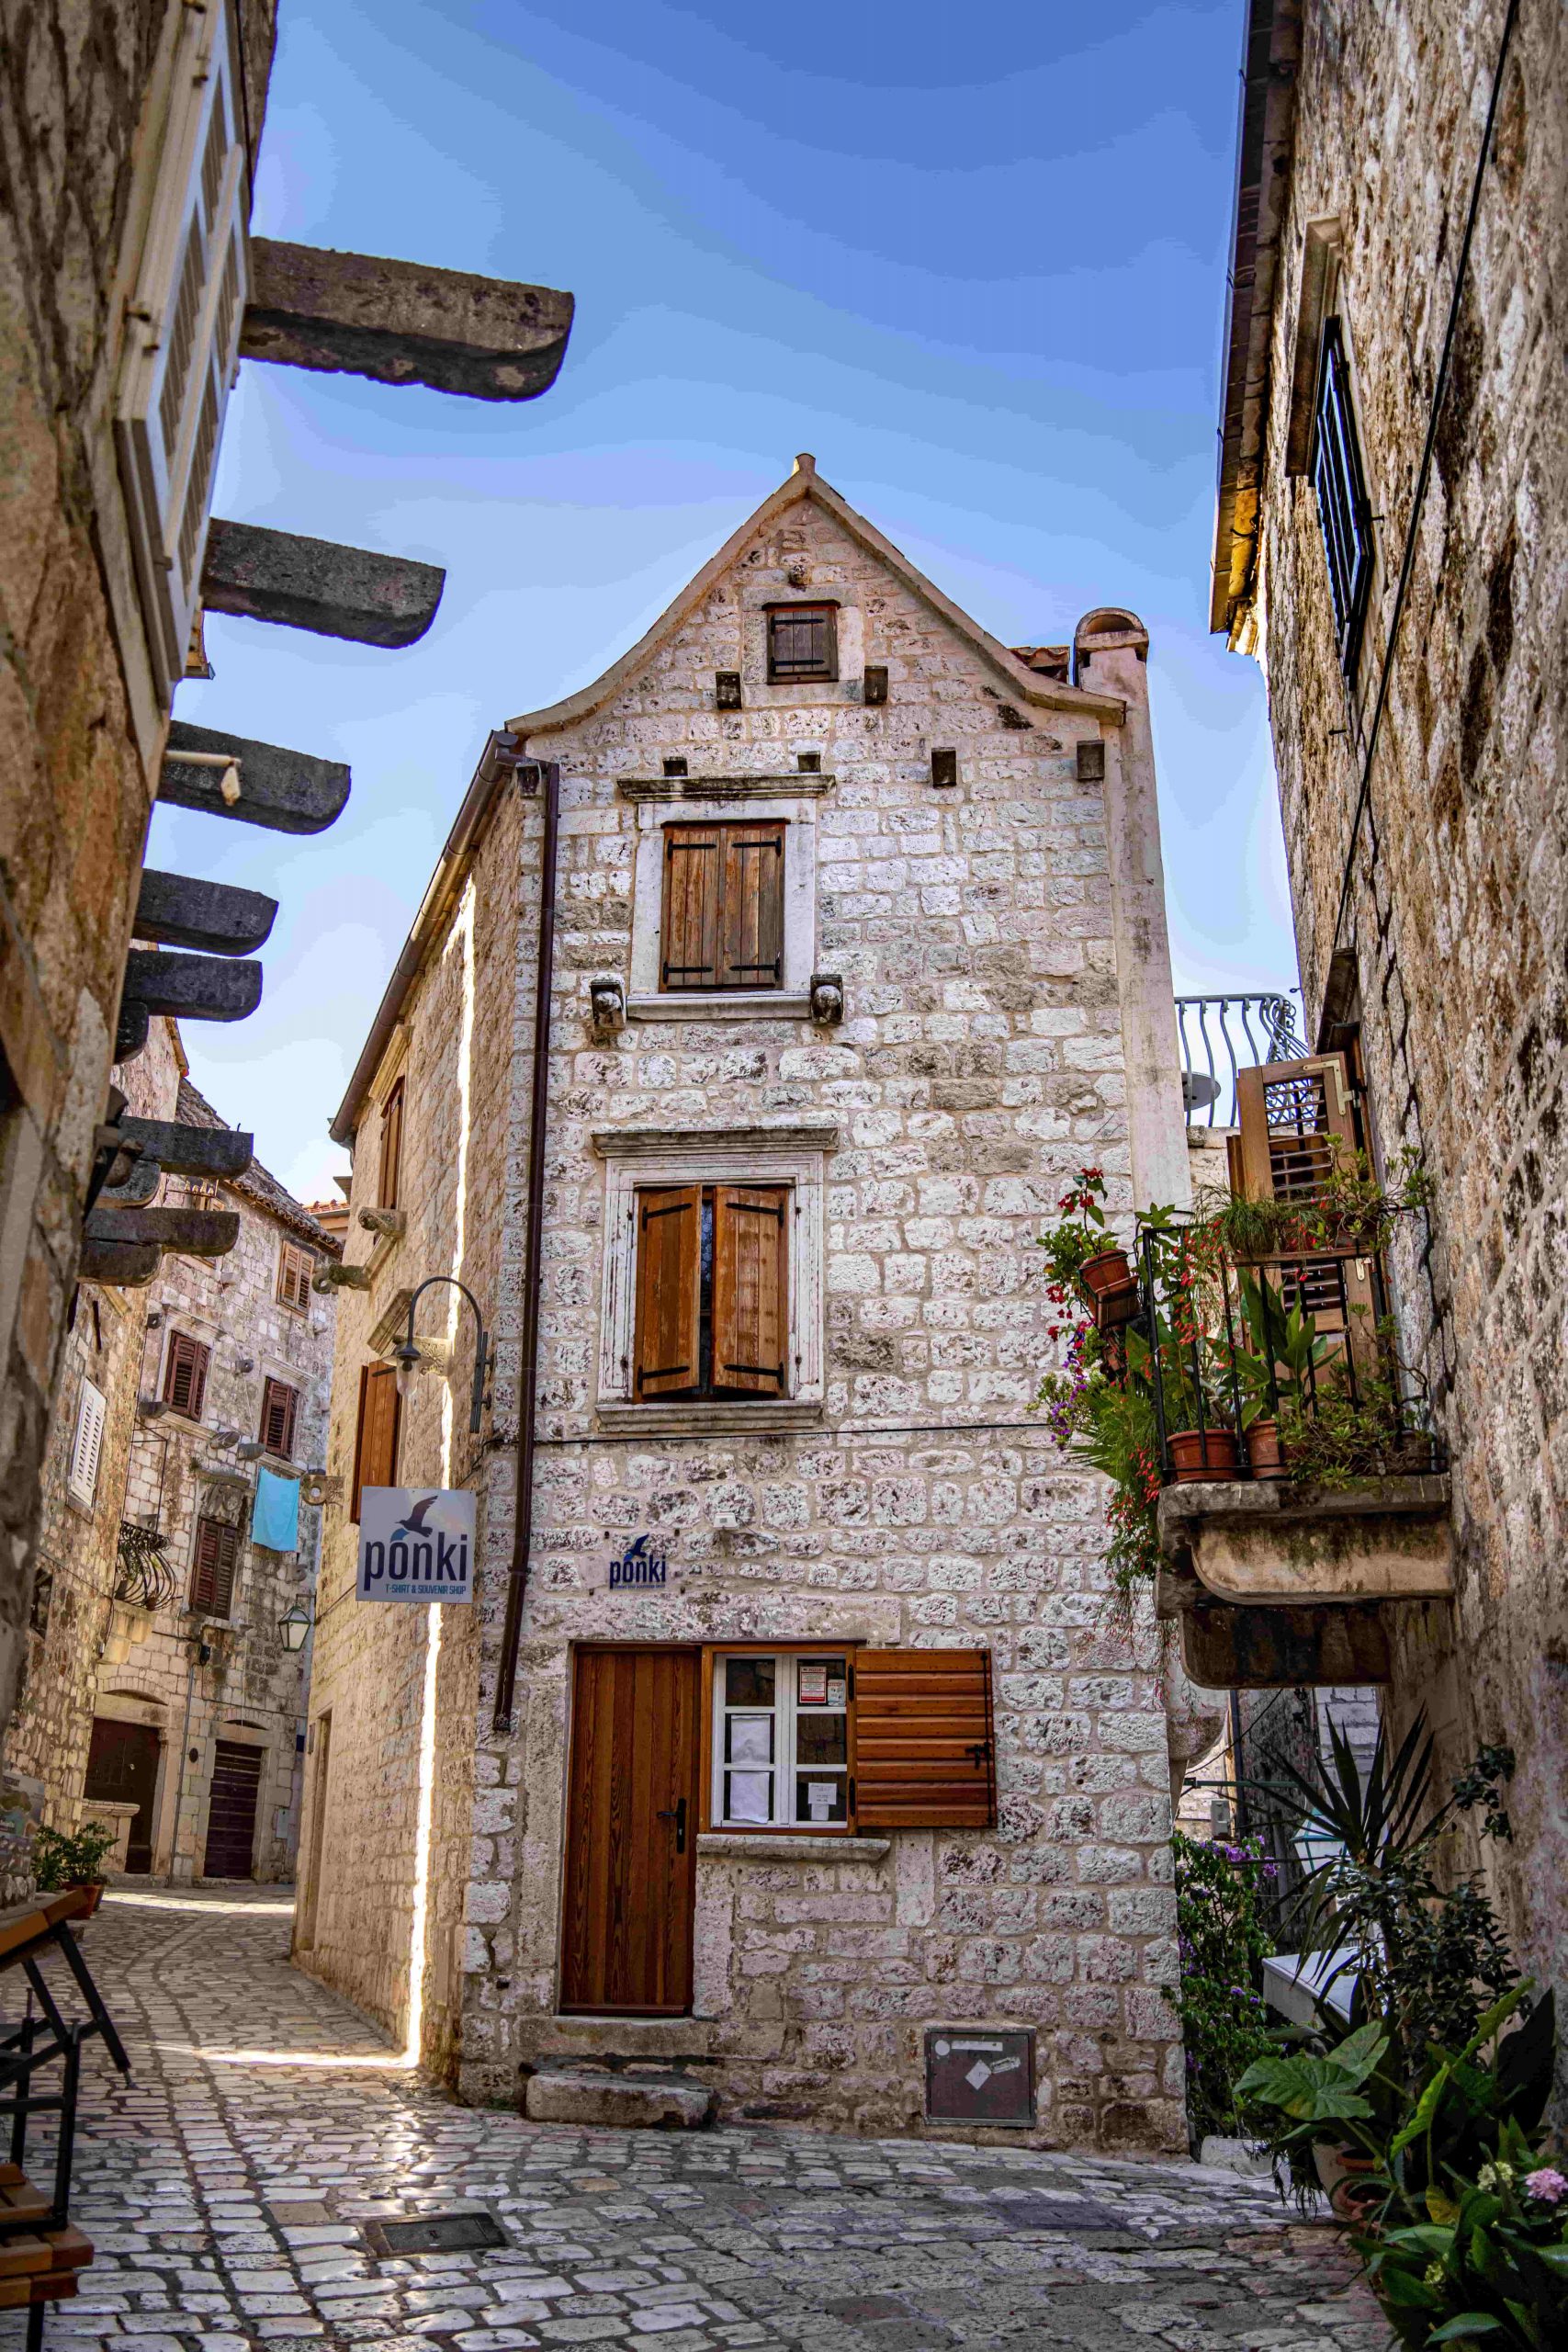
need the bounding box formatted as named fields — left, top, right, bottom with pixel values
left=357, top=1487, right=476, bottom=1603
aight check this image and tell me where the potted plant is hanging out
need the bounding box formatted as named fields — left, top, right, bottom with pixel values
left=1233, top=1272, right=1338, bottom=1479
left=1038, top=1167, right=1139, bottom=1328
left=31, top=1820, right=117, bottom=1915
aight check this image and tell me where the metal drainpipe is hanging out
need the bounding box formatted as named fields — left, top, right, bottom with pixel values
left=493, top=760, right=560, bottom=1735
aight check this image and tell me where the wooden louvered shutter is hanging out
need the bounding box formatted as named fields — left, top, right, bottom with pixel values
left=713, top=1186, right=787, bottom=1394
left=192, top=1516, right=239, bottom=1617
left=853, top=1649, right=996, bottom=1830
left=378, top=1079, right=406, bottom=1211
left=261, top=1378, right=299, bottom=1460
left=114, top=0, right=249, bottom=702
left=661, top=829, right=722, bottom=989
left=277, top=1241, right=313, bottom=1310
left=718, top=824, right=784, bottom=989
left=67, top=1380, right=108, bottom=1510
left=351, top=1363, right=402, bottom=1523
left=163, top=1332, right=210, bottom=1419
left=634, top=1187, right=702, bottom=1397
left=1234, top=1051, right=1376, bottom=1352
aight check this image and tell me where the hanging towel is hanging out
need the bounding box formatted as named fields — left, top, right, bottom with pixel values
left=252, top=1466, right=300, bottom=1553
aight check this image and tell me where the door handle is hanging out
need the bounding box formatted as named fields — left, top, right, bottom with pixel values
left=656, top=1796, right=688, bottom=1854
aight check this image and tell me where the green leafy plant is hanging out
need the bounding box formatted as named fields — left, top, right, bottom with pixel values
left=31, top=1820, right=116, bottom=1892
left=1172, top=1832, right=1279, bottom=2143
left=1037, top=1165, right=1116, bottom=1288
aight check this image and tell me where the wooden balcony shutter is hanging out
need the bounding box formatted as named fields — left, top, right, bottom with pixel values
left=191, top=1515, right=240, bottom=1617
left=163, top=1331, right=210, bottom=1419
left=378, top=1078, right=405, bottom=1211
left=661, top=828, right=722, bottom=988
left=277, top=1240, right=313, bottom=1310
left=260, top=1377, right=299, bottom=1460
left=719, top=825, right=784, bottom=989
left=350, top=1363, right=401, bottom=1523
left=634, top=1186, right=702, bottom=1396
left=853, top=1649, right=996, bottom=1830
left=1233, top=1050, right=1376, bottom=1346
left=713, top=1186, right=787, bottom=1394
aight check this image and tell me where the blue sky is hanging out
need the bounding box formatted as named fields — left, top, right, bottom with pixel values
left=152, top=0, right=1298, bottom=1202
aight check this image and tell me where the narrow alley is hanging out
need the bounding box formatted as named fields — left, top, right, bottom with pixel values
left=7, top=1891, right=1384, bottom=2352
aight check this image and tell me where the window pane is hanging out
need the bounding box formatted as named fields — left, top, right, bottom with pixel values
left=726, top=1656, right=775, bottom=1706
left=725, top=1770, right=773, bottom=1823
left=795, top=1774, right=847, bottom=1826
left=726, top=1713, right=773, bottom=1764
left=796, top=1712, right=847, bottom=1768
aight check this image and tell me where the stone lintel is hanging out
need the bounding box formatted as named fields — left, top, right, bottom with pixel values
left=243, top=240, right=574, bottom=402
left=201, top=519, right=445, bottom=648
left=618, top=773, right=837, bottom=802
left=1157, top=1475, right=1454, bottom=1607
left=590, top=1119, right=840, bottom=1158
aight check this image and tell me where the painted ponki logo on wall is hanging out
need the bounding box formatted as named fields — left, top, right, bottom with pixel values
left=608, top=1532, right=669, bottom=1589
left=357, top=1487, right=476, bottom=1603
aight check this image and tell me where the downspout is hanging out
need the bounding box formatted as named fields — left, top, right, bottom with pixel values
left=492, top=760, right=560, bottom=1735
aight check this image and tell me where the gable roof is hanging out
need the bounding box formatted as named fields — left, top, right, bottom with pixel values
left=506, top=457, right=1123, bottom=738
left=332, top=459, right=1129, bottom=1145
left=178, top=1077, right=341, bottom=1253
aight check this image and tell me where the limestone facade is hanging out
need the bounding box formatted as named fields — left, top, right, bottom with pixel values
left=302, top=465, right=1198, bottom=2152
left=1211, top=0, right=1568, bottom=2037
left=5, top=1051, right=336, bottom=1886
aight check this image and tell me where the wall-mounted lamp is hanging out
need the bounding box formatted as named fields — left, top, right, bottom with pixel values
left=392, top=1275, right=489, bottom=1433
left=278, top=1600, right=311, bottom=1653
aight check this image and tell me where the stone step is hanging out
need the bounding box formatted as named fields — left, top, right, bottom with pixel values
left=522, top=2067, right=713, bottom=2130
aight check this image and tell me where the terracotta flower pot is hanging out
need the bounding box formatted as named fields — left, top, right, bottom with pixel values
left=1314, top=2143, right=1382, bottom=2225
left=1078, top=1248, right=1139, bottom=1329
left=1168, top=1428, right=1241, bottom=1482
left=71, top=1880, right=105, bottom=1917
left=1245, top=1417, right=1288, bottom=1479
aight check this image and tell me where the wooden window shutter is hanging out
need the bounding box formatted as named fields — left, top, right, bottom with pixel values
left=853, top=1649, right=996, bottom=1830
left=1234, top=1050, right=1375, bottom=1350
left=660, top=829, right=723, bottom=989
left=634, top=1187, right=702, bottom=1396
left=191, top=1515, right=240, bottom=1617
left=351, top=1363, right=402, bottom=1522
left=260, top=1378, right=299, bottom=1460
left=718, top=825, right=784, bottom=989
left=378, top=1078, right=406, bottom=1211
left=113, top=0, right=249, bottom=703
left=277, top=1241, right=313, bottom=1310
left=67, top=1380, right=108, bottom=1510
left=163, top=1331, right=210, bottom=1420
left=712, top=1186, right=787, bottom=1395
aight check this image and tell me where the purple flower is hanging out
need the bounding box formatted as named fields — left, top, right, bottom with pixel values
left=1524, top=2167, right=1567, bottom=2206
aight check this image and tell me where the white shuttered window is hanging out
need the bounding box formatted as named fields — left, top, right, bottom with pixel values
left=115, top=0, right=250, bottom=701
left=67, top=1379, right=108, bottom=1511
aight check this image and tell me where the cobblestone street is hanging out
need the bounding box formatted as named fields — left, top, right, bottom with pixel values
left=8, top=1889, right=1387, bottom=2352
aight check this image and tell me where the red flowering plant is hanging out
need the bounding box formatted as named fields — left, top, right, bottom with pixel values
left=1037, top=1165, right=1115, bottom=1293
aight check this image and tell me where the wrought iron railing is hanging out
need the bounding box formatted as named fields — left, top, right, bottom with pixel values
left=1175, top=991, right=1307, bottom=1126
left=113, top=1521, right=178, bottom=1611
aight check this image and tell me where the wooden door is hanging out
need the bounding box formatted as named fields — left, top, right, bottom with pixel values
left=560, top=1647, right=700, bottom=2016
left=203, top=1741, right=263, bottom=1880
left=85, top=1718, right=162, bottom=1874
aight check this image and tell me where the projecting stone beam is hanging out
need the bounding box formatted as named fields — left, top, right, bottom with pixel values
left=77, top=1239, right=162, bottom=1288
left=118, top=1117, right=254, bottom=1178
left=162, top=723, right=352, bottom=835
left=85, top=1205, right=241, bottom=1260
left=121, top=950, right=263, bottom=1024
left=242, top=240, right=574, bottom=402
left=97, top=1154, right=161, bottom=1206
left=135, top=870, right=278, bottom=956
left=202, top=519, right=445, bottom=648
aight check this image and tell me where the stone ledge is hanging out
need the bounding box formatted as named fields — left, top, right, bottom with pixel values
left=592, top=1400, right=825, bottom=1438
left=626, top=992, right=814, bottom=1023
left=696, top=1833, right=891, bottom=1863
left=618, top=773, right=837, bottom=801
left=1158, top=1474, right=1454, bottom=1607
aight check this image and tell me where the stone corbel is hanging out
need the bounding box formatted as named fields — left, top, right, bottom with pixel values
left=314, top=1261, right=371, bottom=1293
left=808, top=973, right=844, bottom=1025
left=589, top=976, right=626, bottom=1038
left=358, top=1206, right=406, bottom=1240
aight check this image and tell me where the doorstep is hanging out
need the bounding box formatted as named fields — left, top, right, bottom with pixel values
left=523, top=2067, right=713, bottom=2130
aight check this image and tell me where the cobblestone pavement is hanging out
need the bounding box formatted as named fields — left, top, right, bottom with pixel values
left=7, top=1888, right=1388, bottom=2352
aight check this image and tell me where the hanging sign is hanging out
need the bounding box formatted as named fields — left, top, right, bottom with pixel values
left=357, top=1487, right=476, bottom=1603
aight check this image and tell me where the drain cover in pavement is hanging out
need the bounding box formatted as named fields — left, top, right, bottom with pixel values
left=368, top=2212, right=508, bottom=2255
left=989, top=2196, right=1130, bottom=2233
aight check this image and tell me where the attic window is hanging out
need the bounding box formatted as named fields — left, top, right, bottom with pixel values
left=766, top=605, right=838, bottom=684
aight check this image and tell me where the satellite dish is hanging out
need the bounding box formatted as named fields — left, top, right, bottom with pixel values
left=1182, top=1071, right=1222, bottom=1114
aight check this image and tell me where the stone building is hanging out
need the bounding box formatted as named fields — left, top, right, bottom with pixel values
left=300, top=459, right=1199, bottom=2150
left=1208, top=0, right=1567, bottom=2038
left=4, top=1043, right=337, bottom=1886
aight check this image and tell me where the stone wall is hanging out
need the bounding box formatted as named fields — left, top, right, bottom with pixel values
left=1234, top=0, right=1568, bottom=2030
left=308, top=477, right=1194, bottom=2151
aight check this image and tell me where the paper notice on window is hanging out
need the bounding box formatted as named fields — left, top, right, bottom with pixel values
left=797, top=1662, right=828, bottom=1704
left=826, top=1678, right=847, bottom=1708
left=728, top=1713, right=773, bottom=1763
left=727, top=1770, right=772, bottom=1823
left=807, top=1781, right=837, bottom=1821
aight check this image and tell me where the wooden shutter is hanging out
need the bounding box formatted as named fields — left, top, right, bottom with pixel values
left=277, top=1241, right=313, bottom=1310
left=163, top=1331, right=211, bottom=1419
left=114, top=0, right=249, bottom=702
left=634, top=1187, right=703, bottom=1396
left=350, top=1363, right=402, bottom=1522
left=260, top=1377, right=299, bottom=1460
left=712, top=1186, right=787, bottom=1394
left=718, top=824, right=784, bottom=989
left=1234, top=1051, right=1377, bottom=1346
left=378, top=1079, right=406, bottom=1211
left=191, top=1515, right=240, bottom=1617
left=853, top=1649, right=996, bottom=1830
left=660, top=828, right=723, bottom=989
left=66, top=1379, right=108, bottom=1510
